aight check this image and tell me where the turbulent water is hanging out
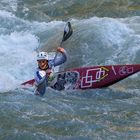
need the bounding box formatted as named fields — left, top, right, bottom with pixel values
left=0, top=0, right=140, bottom=139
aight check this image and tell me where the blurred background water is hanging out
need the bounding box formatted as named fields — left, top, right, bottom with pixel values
left=0, top=0, right=140, bottom=139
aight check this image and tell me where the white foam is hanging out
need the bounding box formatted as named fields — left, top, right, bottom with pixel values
left=0, top=31, right=39, bottom=92
left=0, top=10, right=16, bottom=18
left=0, top=9, right=65, bottom=92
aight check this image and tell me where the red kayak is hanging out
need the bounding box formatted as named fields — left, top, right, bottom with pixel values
left=21, top=64, right=140, bottom=90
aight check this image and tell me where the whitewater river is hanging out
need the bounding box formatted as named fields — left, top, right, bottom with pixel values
left=0, top=0, right=140, bottom=139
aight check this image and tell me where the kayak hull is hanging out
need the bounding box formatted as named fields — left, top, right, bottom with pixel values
left=21, top=64, right=140, bottom=90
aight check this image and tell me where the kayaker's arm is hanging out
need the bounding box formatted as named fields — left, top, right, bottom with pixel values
left=49, top=47, right=67, bottom=67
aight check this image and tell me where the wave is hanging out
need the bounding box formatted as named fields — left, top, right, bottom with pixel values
left=0, top=5, right=140, bottom=92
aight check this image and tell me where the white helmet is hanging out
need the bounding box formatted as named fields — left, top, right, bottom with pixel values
left=37, top=51, right=49, bottom=61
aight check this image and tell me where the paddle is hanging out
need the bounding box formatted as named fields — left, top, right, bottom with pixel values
left=21, top=21, right=73, bottom=86
left=61, top=21, right=73, bottom=46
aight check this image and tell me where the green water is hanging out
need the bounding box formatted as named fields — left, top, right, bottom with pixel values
left=0, top=0, right=140, bottom=139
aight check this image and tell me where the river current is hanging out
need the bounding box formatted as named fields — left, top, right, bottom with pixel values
left=0, top=0, right=140, bottom=139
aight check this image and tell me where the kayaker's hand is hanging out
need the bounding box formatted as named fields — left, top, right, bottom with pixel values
left=57, top=47, right=65, bottom=53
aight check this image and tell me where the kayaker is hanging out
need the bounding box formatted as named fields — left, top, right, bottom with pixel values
left=34, top=47, right=67, bottom=96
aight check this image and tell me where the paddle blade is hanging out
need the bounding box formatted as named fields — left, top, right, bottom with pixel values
left=62, top=22, right=73, bottom=42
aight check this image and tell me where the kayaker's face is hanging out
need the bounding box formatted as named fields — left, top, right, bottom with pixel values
left=37, top=60, right=48, bottom=70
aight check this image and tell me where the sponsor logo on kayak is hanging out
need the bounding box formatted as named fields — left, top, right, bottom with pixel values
left=119, top=66, right=134, bottom=75
left=81, top=67, right=109, bottom=88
